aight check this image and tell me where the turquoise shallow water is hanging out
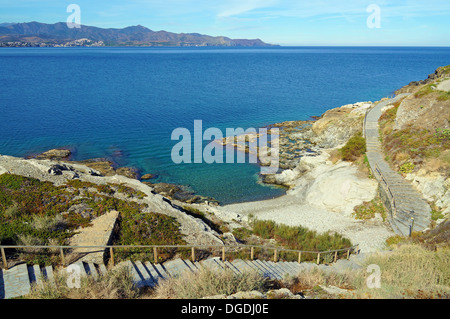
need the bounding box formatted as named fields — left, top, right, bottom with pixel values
left=1, top=46, right=450, bottom=204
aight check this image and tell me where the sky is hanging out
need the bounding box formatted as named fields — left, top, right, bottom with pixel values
left=1, top=0, right=450, bottom=46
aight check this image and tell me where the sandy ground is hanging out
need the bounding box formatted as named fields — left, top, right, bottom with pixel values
left=219, top=193, right=396, bottom=253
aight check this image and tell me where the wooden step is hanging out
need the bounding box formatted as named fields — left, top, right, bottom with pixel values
left=3, top=263, right=31, bottom=299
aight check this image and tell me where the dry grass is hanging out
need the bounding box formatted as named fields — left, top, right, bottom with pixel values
left=352, top=244, right=450, bottom=298
left=32, top=214, right=67, bottom=232
left=153, top=267, right=267, bottom=299
left=282, top=268, right=361, bottom=295
left=281, top=243, right=450, bottom=299
left=17, top=234, right=46, bottom=253
left=26, top=265, right=139, bottom=299
left=394, top=152, right=410, bottom=163
left=24, top=243, right=450, bottom=299
left=422, top=150, right=450, bottom=175
left=328, top=149, right=342, bottom=164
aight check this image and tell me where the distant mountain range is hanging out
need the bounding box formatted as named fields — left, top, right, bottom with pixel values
left=0, top=22, right=276, bottom=47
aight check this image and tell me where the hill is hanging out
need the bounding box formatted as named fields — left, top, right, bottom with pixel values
left=0, top=21, right=275, bottom=47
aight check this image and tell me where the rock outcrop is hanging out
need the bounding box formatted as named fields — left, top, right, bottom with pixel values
left=310, top=102, right=372, bottom=148
left=288, top=157, right=378, bottom=216
left=33, top=148, right=72, bottom=160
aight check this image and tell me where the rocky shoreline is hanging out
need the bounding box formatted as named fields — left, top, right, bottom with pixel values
left=0, top=100, right=393, bottom=252
left=2, top=66, right=448, bottom=254
left=22, top=100, right=376, bottom=209
left=213, top=101, right=397, bottom=252
left=26, top=148, right=220, bottom=206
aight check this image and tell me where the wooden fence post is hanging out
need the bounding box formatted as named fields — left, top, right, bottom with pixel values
left=298, top=251, right=302, bottom=263
left=1, top=247, right=8, bottom=270
left=153, top=247, right=158, bottom=264
left=274, top=249, right=278, bottom=263
left=191, top=247, right=195, bottom=262
left=60, top=247, right=66, bottom=267
left=222, top=247, right=225, bottom=261
left=346, top=249, right=350, bottom=260
left=250, top=247, right=254, bottom=260
left=334, top=251, right=338, bottom=263
left=109, top=247, right=114, bottom=266
left=317, top=252, right=321, bottom=264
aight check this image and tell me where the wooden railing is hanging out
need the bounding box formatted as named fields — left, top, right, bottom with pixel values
left=0, top=244, right=359, bottom=270
left=362, top=106, right=370, bottom=138
left=374, top=162, right=397, bottom=214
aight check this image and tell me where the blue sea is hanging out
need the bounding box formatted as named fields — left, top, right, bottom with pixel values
left=1, top=46, right=449, bottom=204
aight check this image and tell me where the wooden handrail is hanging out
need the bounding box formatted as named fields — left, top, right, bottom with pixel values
left=0, top=243, right=359, bottom=269
left=374, top=162, right=397, bottom=213
left=0, top=243, right=358, bottom=254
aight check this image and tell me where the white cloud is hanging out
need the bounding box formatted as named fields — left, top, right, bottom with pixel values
left=217, top=0, right=279, bottom=18
left=216, top=0, right=450, bottom=20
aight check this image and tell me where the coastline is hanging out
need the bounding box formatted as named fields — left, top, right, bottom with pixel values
left=2, top=66, right=448, bottom=256
left=0, top=99, right=395, bottom=253
left=216, top=139, right=394, bottom=253
left=218, top=193, right=394, bottom=253
left=217, top=67, right=450, bottom=252
left=210, top=100, right=397, bottom=253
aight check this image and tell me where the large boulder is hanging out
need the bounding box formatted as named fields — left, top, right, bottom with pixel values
left=289, top=161, right=378, bottom=216
left=310, top=102, right=370, bottom=148
left=35, top=148, right=71, bottom=160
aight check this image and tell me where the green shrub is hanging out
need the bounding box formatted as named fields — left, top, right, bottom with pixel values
left=435, top=128, right=450, bottom=140
left=399, top=162, right=415, bottom=174
left=232, top=227, right=254, bottom=242
left=352, top=197, right=386, bottom=221
left=339, top=131, right=366, bottom=162
left=249, top=218, right=352, bottom=260
left=115, top=210, right=186, bottom=263
left=431, top=210, right=445, bottom=221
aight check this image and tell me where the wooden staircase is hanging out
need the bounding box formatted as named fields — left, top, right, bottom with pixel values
left=0, top=255, right=365, bottom=299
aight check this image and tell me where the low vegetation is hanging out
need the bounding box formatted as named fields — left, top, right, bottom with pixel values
left=154, top=268, right=267, bottom=299
left=25, top=265, right=139, bottom=299
left=386, top=218, right=449, bottom=250
left=338, top=131, right=366, bottom=162
left=414, top=83, right=450, bottom=101
left=23, top=241, right=449, bottom=299
left=232, top=218, right=353, bottom=262
left=352, top=194, right=386, bottom=221
left=354, top=244, right=450, bottom=298
left=379, top=100, right=450, bottom=175
left=0, top=173, right=184, bottom=265
left=115, top=210, right=186, bottom=263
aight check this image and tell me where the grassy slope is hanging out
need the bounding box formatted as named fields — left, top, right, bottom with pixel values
left=0, top=173, right=185, bottom=264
